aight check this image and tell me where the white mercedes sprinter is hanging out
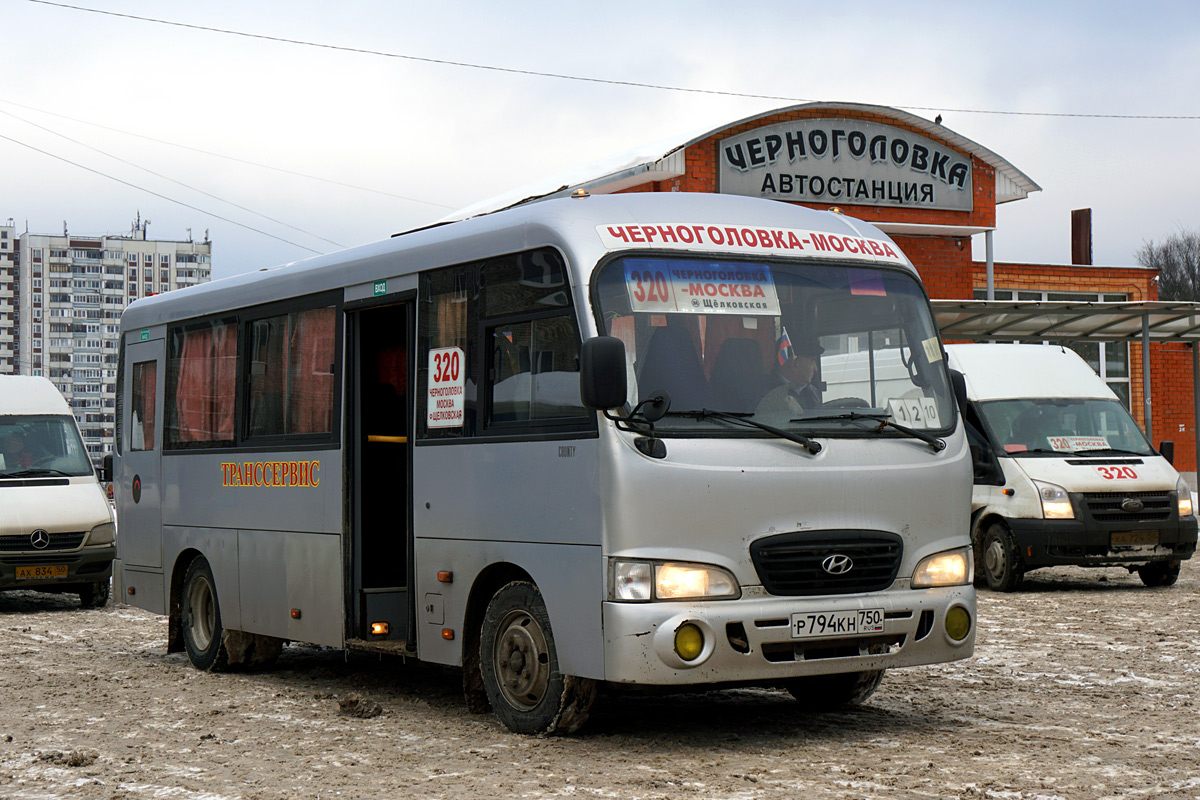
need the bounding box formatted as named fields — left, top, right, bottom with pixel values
left=0, top=376, right=115, bottom=607
left=945, top=344, right=1197, bottom=590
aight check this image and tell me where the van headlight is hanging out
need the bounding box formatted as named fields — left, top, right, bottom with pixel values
left=911, top=546, right=973, bottom=588
left=1033, top=480, right=1074, bottom=519
left=612, top=560, right=740, bottom=601
left=1178, top=477, right=1194, bottom=518
left=87, top=522, right=116, bottom=546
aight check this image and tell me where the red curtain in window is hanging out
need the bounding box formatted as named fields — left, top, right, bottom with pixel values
left=137, top=363, right=156, bottom=448
left=286, top=307, right=335, bottom=434
left=175, top=322, right=236, bottom=442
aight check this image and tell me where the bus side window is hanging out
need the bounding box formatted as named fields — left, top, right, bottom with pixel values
left=130, top=360, right=157, bottom=451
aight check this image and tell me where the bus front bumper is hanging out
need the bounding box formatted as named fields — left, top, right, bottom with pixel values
left=601, top=584, right=974, bottom=686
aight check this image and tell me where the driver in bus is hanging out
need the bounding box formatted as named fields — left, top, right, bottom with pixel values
left=756, top=333, right=823, bottom=417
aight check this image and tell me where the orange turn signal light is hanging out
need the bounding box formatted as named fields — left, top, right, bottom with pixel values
left=441, top=628, right=455, bottom=640
left=371, top=622, right=389, bottom=636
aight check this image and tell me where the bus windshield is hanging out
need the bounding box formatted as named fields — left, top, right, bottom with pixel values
left=592, top=256, right=954, bottom=435
left=0, top=415, right=95, bottom=477
left=977, top=397, right=1155, bottom=456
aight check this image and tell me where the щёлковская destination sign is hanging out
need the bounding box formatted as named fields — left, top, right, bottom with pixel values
left=719, top=118, right=973, bottom=211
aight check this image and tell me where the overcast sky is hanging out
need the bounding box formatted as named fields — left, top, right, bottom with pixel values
left=3, top=0, right=1198, bottom=279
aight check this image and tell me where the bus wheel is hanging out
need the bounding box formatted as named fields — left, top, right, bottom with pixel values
left=1137, top=560, right=1181, bottom=587
left=79, top=579, right=110, bottom=609
left=479, top=581, right=596, bottom=735
left=785, top=669, right=885, bottom=709
left=181, top=557, right=231, bottom=672
left=981, top=522, right=1024, bottom=592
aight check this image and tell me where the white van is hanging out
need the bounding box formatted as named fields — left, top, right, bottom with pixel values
left=0, top=376, right=115, bottom=607
left=945, top=344, right=1197, bottom=590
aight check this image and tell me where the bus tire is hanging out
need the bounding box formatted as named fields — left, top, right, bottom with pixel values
left=1137, top=560, right=1181, bottom=587
left=181, top=557, right=231, bottom=672
left=79, top=579, right=110, bottom=609
left=785, top=669, right=885, bottom=709
left=479, top=581, right=596, bottom=735
left=981, top=522, right=1024, bottom=592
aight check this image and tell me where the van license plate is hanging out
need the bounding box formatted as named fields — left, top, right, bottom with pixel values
left=16, top=565, right=68, bottom=580
left=1111, top=531, right=1158, bottom=547
left=792, top=608, right=884, bottom=639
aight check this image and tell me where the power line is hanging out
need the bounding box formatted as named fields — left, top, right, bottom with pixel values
left=0, top=131, right=325, bottom=255
left=0, top=97, right=456, bottom=209
left=26, top=0, right=1200, bottom=121
left=0, top=107, right=345, bottom=249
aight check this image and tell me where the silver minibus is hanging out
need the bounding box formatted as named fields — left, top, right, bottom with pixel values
left=115, top=192, right=975, bottom=733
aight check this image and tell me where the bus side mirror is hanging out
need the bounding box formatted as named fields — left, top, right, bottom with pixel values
left=949, top=368, right=968, bottom=413
left=100, top=453, right=113, bottom=482
left=580, top=336, right=628, bottom=411
left=1159, top=440, right=1175, bottom=465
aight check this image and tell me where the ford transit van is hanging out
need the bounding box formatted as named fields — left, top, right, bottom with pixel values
left=945, top=344, right=1197, bottom=590
left=0, top=376, right=115, bottom=607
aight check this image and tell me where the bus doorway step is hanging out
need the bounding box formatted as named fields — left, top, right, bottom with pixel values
left=345, top=638, right=418, bottom=658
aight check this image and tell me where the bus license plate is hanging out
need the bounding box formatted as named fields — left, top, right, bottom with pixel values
left=16, top=565, right=68, bottom=580
left=792, top=608, right=884, bottom=639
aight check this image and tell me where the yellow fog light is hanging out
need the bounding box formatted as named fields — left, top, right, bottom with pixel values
left=673, top=623, right=704, bottom=661
left=945, top=606, right=972, bottom=641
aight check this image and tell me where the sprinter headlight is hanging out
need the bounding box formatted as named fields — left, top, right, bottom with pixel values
left=1033, top=480, right=1074, bottom=519
left=911, top=547, right=973, bottom=588
left=87, top=522, right=116, bottom=546
left=1178, top=477, right=1194, bottom=518
left=611, top=559, right=740, bottom=601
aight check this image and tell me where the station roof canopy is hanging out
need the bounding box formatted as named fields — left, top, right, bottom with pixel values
left=932, top=300, right=1200, bottom=344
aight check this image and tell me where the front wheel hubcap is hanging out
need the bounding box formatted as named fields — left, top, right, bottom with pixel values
left=494, top=610, right=550, bottom=709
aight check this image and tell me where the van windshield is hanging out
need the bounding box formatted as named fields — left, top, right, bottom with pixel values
left=976, top=398, right=1155, bottom=457
left=592, top=256, right=954, bottom=435
left=0, top=415, right=95, bottom=477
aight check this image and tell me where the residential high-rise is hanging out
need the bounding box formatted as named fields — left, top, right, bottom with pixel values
left=6, top=217, right=212, bottom=460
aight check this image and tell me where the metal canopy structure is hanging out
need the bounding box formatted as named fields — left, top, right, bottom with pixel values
left=930, top=299, right=1200, bottom=477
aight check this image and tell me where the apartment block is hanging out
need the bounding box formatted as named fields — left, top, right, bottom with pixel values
left=7, top=217, right=211, bottom=460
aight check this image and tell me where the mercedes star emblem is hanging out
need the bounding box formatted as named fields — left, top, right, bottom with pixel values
left=30, top=529, right=50, bottom=550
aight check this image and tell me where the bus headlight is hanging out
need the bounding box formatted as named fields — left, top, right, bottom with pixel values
left=911, top=547, right=972, bottom=588
left=1033, top=480, right=1074, bottom=519
left=1178, top=477, right=1194, bottom=518
left=612, top=560, right=740, bottom=601
left=87, top=522, right=116, bottom=546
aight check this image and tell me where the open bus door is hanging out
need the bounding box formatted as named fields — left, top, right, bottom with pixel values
left=347, top=300, right=415, bottom=650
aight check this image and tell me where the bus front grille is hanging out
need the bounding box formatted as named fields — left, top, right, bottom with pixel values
left=1080, top=491, right=1173, bottom=523
left=749, top=530, right=903, bottom=596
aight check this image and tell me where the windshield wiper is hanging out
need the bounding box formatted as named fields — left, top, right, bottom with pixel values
left=2, top=468, right=73, bottom=478
left=793, top=411, right=946, bottom=453
left=1067, top=447, right=1148, bottom=457
left=667, top=409, right=822, bottom=455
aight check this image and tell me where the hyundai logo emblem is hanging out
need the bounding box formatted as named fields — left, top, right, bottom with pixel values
left=1121, top=497, right=1145, bottom=513
left=30, top=529, right=50, bottom=550
left=822, top=554, right=854, bottom=575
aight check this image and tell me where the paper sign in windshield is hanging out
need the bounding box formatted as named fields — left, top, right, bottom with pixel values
left=624, top=260, right=780, bottom=315
left=1047, top=436, right=1110, bottom=452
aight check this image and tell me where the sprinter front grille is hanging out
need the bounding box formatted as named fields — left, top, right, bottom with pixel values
left=1080, top=491, right=1173, bottom=523
left=0, top=531, right=87, bottom=553
left=749, top=530, right=903, bottom=596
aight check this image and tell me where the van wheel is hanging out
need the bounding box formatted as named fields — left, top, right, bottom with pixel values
left=79, top=579, right=110, bottom=609
left=479, top=581, right=596, bottom=735
left=181, top=557, right=231, bottom=672
left=1137, top=560, right=1181, bottom=587
left=981, top=522, right=1024, bottom=592
left=785, top=669, right=885, bottom=709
